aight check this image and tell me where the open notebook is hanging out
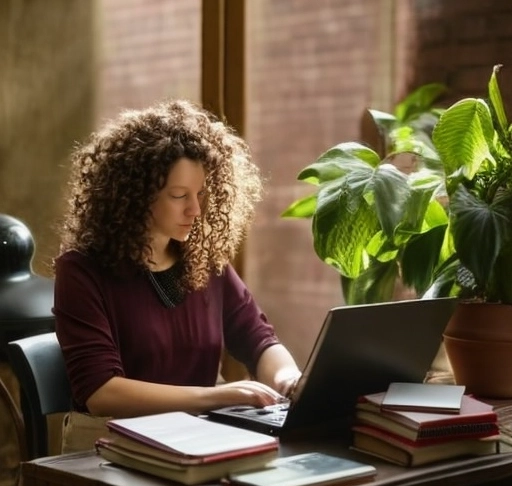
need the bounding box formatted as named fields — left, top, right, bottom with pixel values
left=208, top=298, right=457, bottom=437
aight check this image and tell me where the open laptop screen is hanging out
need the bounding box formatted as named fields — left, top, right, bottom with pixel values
left=284, top=297, right=457, bottom=430
left=209, top=297, right=457, bottom=435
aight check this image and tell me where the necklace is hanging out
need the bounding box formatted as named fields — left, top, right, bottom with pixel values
left=147, top=263, right=185, bottom=308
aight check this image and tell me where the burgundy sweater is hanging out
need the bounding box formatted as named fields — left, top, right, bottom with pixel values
left=53, top=251, right=279, bottom=411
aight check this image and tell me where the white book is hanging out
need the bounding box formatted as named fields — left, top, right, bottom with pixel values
left=97, top=412, right=280, bottom=484
left=381, top=382, right=466, bottom=414
left=106, top=411, right=278, bottom=460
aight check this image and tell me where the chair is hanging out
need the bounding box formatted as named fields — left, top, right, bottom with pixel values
left=7, top=332, right=72, bottom=459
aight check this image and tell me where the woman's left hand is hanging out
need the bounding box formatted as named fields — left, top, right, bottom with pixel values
left=256, top=343, right=301, bottom=397
left=274, top=370, right=302, bottom=398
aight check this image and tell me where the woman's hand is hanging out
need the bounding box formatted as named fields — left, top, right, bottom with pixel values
left=212, top=380, right=285, bottom=408
left=86, top=376, right=284, bottom=417
left=274, top=371, right=302, bottom=398
left=255, top=344, right=301, bottom=397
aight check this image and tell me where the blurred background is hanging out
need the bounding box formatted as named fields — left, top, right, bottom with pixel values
left=2, top=0, right=512, bottom=368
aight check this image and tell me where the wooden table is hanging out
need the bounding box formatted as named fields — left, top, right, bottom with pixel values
left=21, top=439, right=512, bottom=486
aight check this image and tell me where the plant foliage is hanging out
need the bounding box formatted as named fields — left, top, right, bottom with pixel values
left=282, top=83, right=448, bottom=304
left=432, top=64, right=512, bottom=304
left=283, top=66, right=512, bottom=305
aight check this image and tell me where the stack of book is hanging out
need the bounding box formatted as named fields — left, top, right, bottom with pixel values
left=95, top=411, right=279, bottom=484
left=477, top=398, right=512, bottom=453
left=351, top=383, right=500, bottom=466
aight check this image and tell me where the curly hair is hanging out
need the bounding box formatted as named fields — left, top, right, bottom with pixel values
left=58, top=99, right=263, bottom=291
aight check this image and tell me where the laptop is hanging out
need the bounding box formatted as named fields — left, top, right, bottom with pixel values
left=208, top=297, right=457, bottom=437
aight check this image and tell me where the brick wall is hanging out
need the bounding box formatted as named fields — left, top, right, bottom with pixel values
left=404, top=0, right=512, bottom=106
left=97, top=0, right=201, bottom=121
left=94, top=0, right=512, bottom=367
left=245, top=0, right=383, bottom=366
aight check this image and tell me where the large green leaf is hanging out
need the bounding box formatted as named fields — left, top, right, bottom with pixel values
left=401, top=224, right=448, bottom=295
left=312, top=161, right=422, bottom=276
left=394, top=171, right=445, bottom=241
left=297, top=159, right=345, bottom=185
left=298, top=143, right=381, bottom=185
left=488, top=64, right=509, bottom=142
left=298, top=157, right=371, bottom=185
left=313, top=181, right=379, bottom=277
left=366, top=230, right=398, bottom=262
left=281, top=193, right=316, bottom=218
left=369, top=199, right=445, bottom=260
left=437, top=218, right=456, bottom=267
left=423, top=198, right=450, bottom=229
left=341, top=260, right=399, bottom=305
left=408, top=168, right=442, bottom=189
left=363, top=164, right=410, bottom=239
left=314, top=161, right=374, bottom=216
left=422, top=256, right=460, bottom=299
left=330, top=142, right=381, bottom=166
left=368, top=109, right=397, bottom=134
left=389, top=130, right=439, bottom=160
left=432, top=99, right=495, bottom=181
left=394, top=83, right=446, bottom=122
left=450, top=185, right=512, bottom=290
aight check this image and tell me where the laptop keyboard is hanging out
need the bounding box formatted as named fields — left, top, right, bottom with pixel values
left=226, top=402, right=290, bottom=425
left=258, top=403, right=289, bottom=414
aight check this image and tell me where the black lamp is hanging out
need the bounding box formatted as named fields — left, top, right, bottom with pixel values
left=0, top=214, right=54, bottom=360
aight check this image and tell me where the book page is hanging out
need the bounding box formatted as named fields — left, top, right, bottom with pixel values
left=107, top=412, right=277, bottom=457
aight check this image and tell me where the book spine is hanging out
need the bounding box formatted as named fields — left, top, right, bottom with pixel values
left=354, top=424, right=499, bottom=449
left=417, top=422, right=499, bottom=439
left=356, top=409, right=499, bottom=441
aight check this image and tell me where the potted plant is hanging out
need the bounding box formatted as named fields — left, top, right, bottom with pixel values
left=281, top=83, right=450, bottom=304
left=432, top=64, right=512, bottom=397
left=283, top=65, right=512, bottom=397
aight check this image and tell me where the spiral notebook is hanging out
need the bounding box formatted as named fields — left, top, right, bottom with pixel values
left=208, top=297, right=457, bottom=437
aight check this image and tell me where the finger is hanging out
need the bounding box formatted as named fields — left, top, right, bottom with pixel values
left=219, top=381, right=282, bottom=406
left=278, top=376, right=300, bottom=398
left=235, top=381, right=284, bottom=401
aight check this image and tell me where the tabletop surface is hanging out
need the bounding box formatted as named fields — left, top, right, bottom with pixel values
left=21, top=438, right=512, bottom=486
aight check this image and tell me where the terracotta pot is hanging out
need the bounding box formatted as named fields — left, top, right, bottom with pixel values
left=443, top=302, right=512, bottom=398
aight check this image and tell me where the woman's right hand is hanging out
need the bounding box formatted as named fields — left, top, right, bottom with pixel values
left=210, top=380, right=285, bottom=409
left=85, top=376, right=285, bottom=417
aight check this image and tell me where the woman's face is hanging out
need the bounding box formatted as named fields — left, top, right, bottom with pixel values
left=149, top=157, right=206, bottom=242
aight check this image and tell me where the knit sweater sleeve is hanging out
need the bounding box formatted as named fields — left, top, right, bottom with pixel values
left=53, top=251, right=125, bottom=409
left=221, top=264, right=280, bottom=375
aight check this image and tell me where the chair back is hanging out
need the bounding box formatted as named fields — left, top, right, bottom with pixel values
left=7, top=332, right=72, bottom=458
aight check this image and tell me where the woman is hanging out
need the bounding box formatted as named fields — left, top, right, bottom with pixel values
left=53, top=100, right=300, bottom=429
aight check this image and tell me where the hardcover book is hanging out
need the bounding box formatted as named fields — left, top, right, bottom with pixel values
left=356, top=392, right=499, bottom=443
left=96, top=438, right=278, bottom=485
left=352, top=424, right=499, bottom=467
left=105, top=411, right=278, bottom=461
left=381, top=382, right=466, bottom=413
left=96, top=412, right=279, bottom=484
